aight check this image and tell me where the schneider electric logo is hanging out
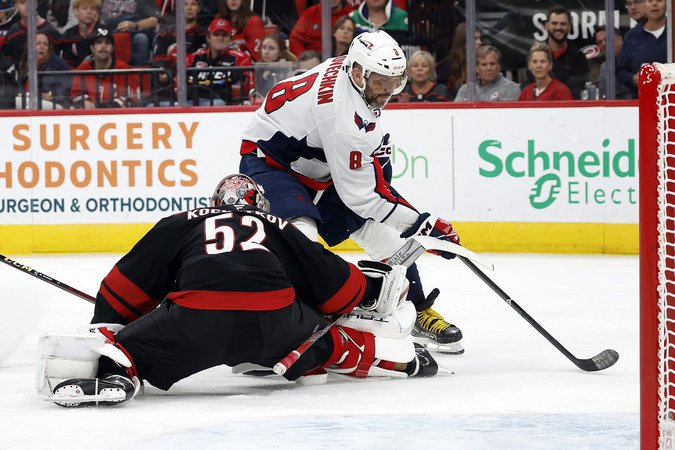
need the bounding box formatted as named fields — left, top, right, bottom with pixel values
left=530, top=173, right=562, bottom=209
left=479, top=139, right=637, bottom=209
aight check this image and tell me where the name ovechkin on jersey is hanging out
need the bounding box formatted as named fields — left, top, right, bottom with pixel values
left=317, top=55, right=345, bottom=105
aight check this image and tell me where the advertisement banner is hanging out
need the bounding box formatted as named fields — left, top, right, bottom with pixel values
left=0, top=112, right=246, bottom=225
left=471, top=0, right=632, bottom=69
left=0, top=105, right=638, bottom=231
left=382, top=106, right=637, bottom=224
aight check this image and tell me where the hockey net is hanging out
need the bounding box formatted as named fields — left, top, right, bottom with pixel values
left=641, top=63, right=675, bottom=450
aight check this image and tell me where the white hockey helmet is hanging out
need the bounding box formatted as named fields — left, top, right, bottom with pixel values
left=347, top=30, right=408, bottom=97
left=209, top=174, right=270, bottom=212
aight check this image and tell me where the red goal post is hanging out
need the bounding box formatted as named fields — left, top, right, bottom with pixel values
left=640, top=62, right=675, bottom=450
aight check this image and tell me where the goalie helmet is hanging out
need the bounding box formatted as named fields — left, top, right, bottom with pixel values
left=347, top=30, right=407, bottom=100
left=209, top=174, right=270, bottom=212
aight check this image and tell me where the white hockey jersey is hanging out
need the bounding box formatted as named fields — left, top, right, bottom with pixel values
left=241, top=55, right=419, bottom=231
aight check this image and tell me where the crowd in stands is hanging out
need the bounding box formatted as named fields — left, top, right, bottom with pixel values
left=0, top=0, right=668, bottom=109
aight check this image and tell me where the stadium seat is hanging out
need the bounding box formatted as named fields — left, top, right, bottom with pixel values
left=113, top=32, right=132, bottom=64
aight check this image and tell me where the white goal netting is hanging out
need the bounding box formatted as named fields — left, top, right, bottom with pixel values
left=656, top=62, right=675, bottom=450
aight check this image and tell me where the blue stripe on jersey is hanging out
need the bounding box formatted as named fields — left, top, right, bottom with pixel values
left=257, top=131, right=327, bottom=168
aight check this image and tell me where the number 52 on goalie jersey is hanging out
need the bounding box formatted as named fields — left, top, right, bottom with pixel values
left=93, top=207, right=368, bottom=325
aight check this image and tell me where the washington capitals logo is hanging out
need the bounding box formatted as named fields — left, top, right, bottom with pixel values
left=358, top=38, right=374, bottom=50
left=354, top=112, right=376, bottom=132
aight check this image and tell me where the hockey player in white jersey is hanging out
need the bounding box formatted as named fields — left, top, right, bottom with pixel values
left=239, top=30, right=463, bottom=354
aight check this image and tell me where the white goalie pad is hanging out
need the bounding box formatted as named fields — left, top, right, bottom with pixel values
left=337, top=300, right=416, bottom=339
left=36, top=332, right=105, bottom=398
left=373, top=334, right=415, bottom=364
left=36, top=328, right=131, bottom=402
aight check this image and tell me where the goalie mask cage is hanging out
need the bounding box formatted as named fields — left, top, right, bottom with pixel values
left=641, top=63, right=675, bottom=450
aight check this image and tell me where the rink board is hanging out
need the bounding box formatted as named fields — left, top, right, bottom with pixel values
left=0, top=103, right=638, bottom=254
left=0, top=221, right=637, bottom=254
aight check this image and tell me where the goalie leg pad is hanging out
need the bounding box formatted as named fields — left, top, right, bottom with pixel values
left=37, top=328, right=139, bottom=402
left=36, top=332, right=107, bottom=397
left=322, top=326, right=418, bottom=379
left=336, top=300, right=416, bottom=339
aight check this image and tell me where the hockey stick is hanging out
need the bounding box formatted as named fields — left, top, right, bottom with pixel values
left=0, top=254, right=96, bottom=304
left=272, top=236, right=483, bottom=375
left=459, top=256, right=619, bottom=372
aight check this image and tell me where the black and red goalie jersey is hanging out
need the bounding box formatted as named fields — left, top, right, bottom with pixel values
left=93, top=206, right=366, bottom=325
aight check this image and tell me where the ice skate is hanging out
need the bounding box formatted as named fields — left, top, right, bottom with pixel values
left=51, top=374, right=136, bottom=407
left=412, top=307, right=464, bottom=355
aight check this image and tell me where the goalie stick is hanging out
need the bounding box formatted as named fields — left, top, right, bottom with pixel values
left=0, top=254, right=96, bottom=304
left=272, top=237, right=487, bottom=375
left=459, top=256, right=619, bottom=372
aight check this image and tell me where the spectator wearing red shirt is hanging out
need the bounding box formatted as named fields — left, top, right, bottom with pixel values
left=289, top=0, right=354, bottom=58
left=519, top=42, right=573, bottom=102
left=217, top=0, right=265, bottom=60
left=186, top=18, right=254, bottom=105
left=71, top=26, right=139, bottom=108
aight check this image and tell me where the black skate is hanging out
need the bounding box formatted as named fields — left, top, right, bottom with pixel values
left=413, top=306, right=464, bottom=350
left=52, top=374, right=135, bottom=407
left=405, top=343, right=439, bottom=378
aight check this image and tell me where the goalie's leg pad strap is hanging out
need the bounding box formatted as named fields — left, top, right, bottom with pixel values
left=96, top=326, right=139, bottom=379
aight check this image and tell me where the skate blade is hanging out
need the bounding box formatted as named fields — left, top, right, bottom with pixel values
left=45, top=386, right=127, bottom=407
left=414, top=339, right=465, bottom=355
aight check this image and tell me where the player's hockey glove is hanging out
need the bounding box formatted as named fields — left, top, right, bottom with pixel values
left=357, top=260, right=409, bottom=317
left=400, top=213, right=459, bottom=260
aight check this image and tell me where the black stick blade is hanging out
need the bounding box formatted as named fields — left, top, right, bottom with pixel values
left=576, top=349, right=619, bottom=372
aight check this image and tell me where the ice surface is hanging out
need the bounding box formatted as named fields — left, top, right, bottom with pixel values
left=0, top=253, right=638, bottom=449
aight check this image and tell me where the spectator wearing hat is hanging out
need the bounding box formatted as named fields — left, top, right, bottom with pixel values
left=71, top=26, right=139, bottom=108
left=60, top=0, right=104, bottom=68
left=186, top=17, right=253, bottom=105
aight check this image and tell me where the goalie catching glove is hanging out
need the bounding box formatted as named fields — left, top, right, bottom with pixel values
left=358, top=260, right=409, bottom=317
left=400, top=213, right=459, bottom=259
